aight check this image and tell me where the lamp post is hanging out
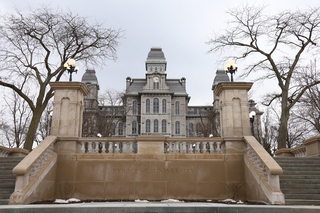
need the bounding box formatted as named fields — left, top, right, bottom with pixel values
left=249, top=111, right=256, bottom=137
left=224, top=60, right=237, bottom=82
left=64, top=59, right=79, bottom=82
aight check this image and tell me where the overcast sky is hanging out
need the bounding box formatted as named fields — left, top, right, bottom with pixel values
left=0, top=0, right=319, bottom=106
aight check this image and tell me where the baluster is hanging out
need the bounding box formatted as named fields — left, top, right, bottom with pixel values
left=95, top=142, right=100, bottom=153
left=168, top=142, right=173, bottom=153
left=173, top=142, right=177, bottom=153
left=195, top=142, right=200, bottom=153
left=181, top=142, right=187, bottom=153
left=115, top=142, right=120, bottom=153
left=216, top=142, right=221, bottom=153
left=128, top=142, right=133, bottom=153
left=88, top=142, right=93, bottom=153
left=188, top=142, right=193, bottom=153
left=108, top=142, right=113, bottom=153
left=101, top=142, right=106, bottom=153
left=201, top=142, right=207, bottom=153
left=209, top=142, right=214, bottom=153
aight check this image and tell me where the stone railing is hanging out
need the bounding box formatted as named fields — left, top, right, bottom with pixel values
left=10, top=136, right=58, bottom=204
left=0, top=146, right=11, bottom=157
left=291, top=145, right=306, bottom=157
left=243, top=136, right=284, bottom=204
left=164, top=138, right=223, bottom=154
left=78, top=138, right=137, bottom=153
left=0, top=146, right=29, bottom=157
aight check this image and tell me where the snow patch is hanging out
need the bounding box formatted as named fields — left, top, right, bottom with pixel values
left=135, top=199, right=149, bottom=203
left=161, top=199, right=184, bottom=203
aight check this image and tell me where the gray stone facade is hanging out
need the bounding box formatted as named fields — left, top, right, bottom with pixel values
left=81, top=47, right=262, bottom=139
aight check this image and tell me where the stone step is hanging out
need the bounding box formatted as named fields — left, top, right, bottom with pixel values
left=278, top=166, right=320, bottom=171
left=280, top=174, right=320, bottom=180
left=280, top=179, right=320, bottom=184
left=0, top=182, right=15, bottom=188
left=0, top=157, right=24, bottom=163
left=280, top=183, right=320, bottom=189
left=0, top=170, right=14, bottom=176
left=282, top=188, right=320, bottom=194
left=282, top=170, right=320, bottom=175
left=0, top=188, right=14, bottom=194
left=285, top=199, right=320, bottom=205
left=0, top=174, right=16, bottom=179
left=0, top=193, right=12, bottom=199
left=285, top=194, right=320, bottom=200
left=0, top=199, right=9, bottom=205
left=275, top=157, right=320, bottom=161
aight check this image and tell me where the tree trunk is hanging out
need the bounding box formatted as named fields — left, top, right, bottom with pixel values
left=23, top=109, right=43, bottom=151
left=277, top=92, right=290, bottom=149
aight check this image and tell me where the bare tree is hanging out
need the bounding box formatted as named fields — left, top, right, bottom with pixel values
left=292, top=60, right=320, bottom=135
left=208, top=5, right=320, bottom=148
left=0, top=6, right=123, bottom=150
left=197, top=107, right=220, bottom=137
left=82, top=90, right=128, bottom=137
left=1, top=92, right=32, bottom=148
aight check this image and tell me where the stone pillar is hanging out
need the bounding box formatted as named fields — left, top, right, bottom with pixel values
left=49, top=82, right=89, bottom=137
left=214, top=82, right=253, bottom=138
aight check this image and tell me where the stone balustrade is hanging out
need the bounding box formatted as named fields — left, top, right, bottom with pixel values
left=243, top=136, right=284, bottom=204
left=291, top=146, right=306, bottom=157
left=0, top=146, right=11, bottom=157
left=164, top=141, right=222, bottom=154
left=11, top=136, right=58, bottom=204
left=79, top=140, right=137, bottom=153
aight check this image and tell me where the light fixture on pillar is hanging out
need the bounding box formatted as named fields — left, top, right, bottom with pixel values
left=64, top=59, right=79, bottom=82
left=224, top=60, right=237, bottom=82
left=249, top=111, right=256, bottom=137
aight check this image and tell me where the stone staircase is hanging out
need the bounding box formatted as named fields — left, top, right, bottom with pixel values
left=275, top=157, right=320, bottom=205
left=0, top=157, right=24, bottom=205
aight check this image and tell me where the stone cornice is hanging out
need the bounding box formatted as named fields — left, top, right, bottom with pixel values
left=214, top=82, right=253, bottom=96
left=49, top=81, right=89, bottom=96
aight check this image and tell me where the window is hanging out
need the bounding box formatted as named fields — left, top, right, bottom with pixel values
left=132, top=101, right=137, bottom=115
left=118, top=123, right=124, bottom=135
left=154, top=119, right=158, bottom=133
left=146, top=119, right=150, bottom=133
left=162, top=120, right=166, bottom=133
left=132, top=121, right=137, bottom=135
left=175, top=101, right=180, bottom=115
left=153, top=98, right=159, bottom=113
left=153, top=82, right=159, bottom=89
left=162, top=99, right=166, bottom=113
left=146, top=99, right=150, bottom=113
left=189, top=123, right=194, bottom=136
left=175, top=121, right=180, bottom=135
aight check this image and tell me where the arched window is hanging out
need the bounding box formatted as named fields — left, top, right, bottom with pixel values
left=162, top=99, right=166, bottom=113
left=146, top=99, right=150, bottom=113
left=118, top=122, right=124, bottom=135
left=132, top=121, right=137, bottom=135
left=175, top=101, right=180, bottom=115
left=154, top=119, right=158, bottom=133
left=153, top=82, right=159, bottom=89
left=146, top=119, right=150, bottom=133
left=189, top=123, right=194, bottom=137
left=153, top=98, right=159, bottom=113
left=132, top=101, right=137, bottom=115
left=175, top=121, right=180, bottom=135
left=162, top=120, right=167, bottom=133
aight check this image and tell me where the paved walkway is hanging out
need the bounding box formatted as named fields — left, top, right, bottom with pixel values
left=1, top=202, right=320, bottom=213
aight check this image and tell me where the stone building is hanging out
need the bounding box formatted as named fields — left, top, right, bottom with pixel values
left=81, top=47, right=261, bottom=139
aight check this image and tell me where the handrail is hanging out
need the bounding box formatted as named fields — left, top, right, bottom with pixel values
left=13, top=136, right=58, bottom=175
left=244, top=136, right=282, bottom=175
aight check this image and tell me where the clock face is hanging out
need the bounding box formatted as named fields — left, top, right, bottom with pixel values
left=153, top=77, right=159, bottom=82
